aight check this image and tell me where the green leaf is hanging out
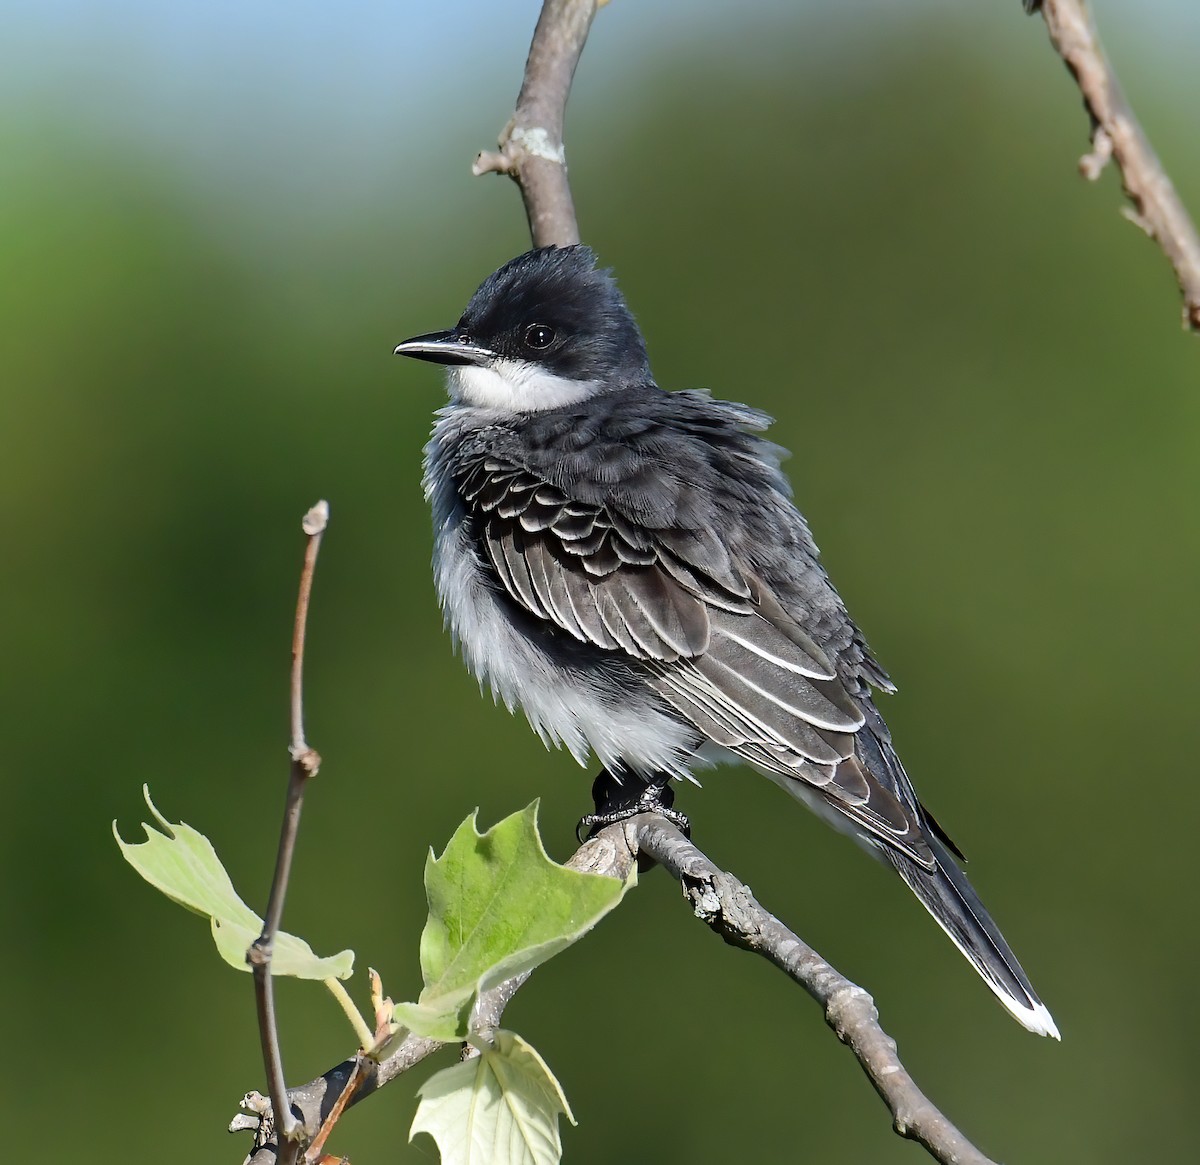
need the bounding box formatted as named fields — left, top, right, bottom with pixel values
left=411, top=1031, right=575, bottom=1165
left=395, top=802, right=630, bottom=1041
left=114, top=785, right=353, bottom=980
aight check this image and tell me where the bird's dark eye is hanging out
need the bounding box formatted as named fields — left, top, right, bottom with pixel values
left=523, top=323, right=556, bottom=350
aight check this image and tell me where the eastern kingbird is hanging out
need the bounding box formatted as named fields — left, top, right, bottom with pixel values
left=394, top=245, right=1058, bottom=1038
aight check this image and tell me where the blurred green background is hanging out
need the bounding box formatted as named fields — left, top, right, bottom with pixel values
left=3, top=1, right=1197, bottom=1161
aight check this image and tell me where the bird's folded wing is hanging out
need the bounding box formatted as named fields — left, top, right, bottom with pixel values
left=460, top=456, right=933, bottom=867
left=461, top=456, right=748, bottom=660
left=647, top=607, right=933, bottom=867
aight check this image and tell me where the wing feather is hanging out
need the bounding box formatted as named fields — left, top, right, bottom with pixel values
left=561, top=568, right=619, bottom=650
left=524, top=539, right=587, bottom=643
left=658, top=550, right=753, bottom=612
left=678, top=659, right=854, bottom=766
left=648, top=667, right=748, bottom=747
left=581, top=532, right=624, bottom=577
left=594, top=584, right=641, bottom=655
left=493, top=523, right=550, bottom=621
left=716, top=620, right=835, bottom=681
left=483, top=519, right=521, bottom=603
left=553, top=512, right=597, bottom=541
left=697, top=636, right=863, bottom=733
left=621, top=568, right=709, bottom=657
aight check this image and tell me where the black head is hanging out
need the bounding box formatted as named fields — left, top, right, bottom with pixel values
left=394, top=246, right=651, bottom=411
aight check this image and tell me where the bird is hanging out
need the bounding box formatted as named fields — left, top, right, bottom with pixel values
left=394, top=244, right=1059, bottom=1039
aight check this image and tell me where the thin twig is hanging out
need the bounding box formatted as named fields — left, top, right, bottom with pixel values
left=303, top=1053, right=368, bottom=1164
left=290, top=503, right=328, bottom=763
left=1026, top=0, right=1200, bottom=330
left=247, top=500, right=330, bottom=1162
left=473, top=0, right=598, bottom=247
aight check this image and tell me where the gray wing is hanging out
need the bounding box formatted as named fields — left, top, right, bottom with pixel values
left=459, top=455, right=934, bottom=868
left=461, top=456, right=746, bottom=658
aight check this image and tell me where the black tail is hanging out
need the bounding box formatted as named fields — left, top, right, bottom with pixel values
left=884, top=834, right=1060, bottom=1038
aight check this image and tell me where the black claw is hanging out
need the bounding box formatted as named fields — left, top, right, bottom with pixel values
left=576, top=767, right=691, bottom=843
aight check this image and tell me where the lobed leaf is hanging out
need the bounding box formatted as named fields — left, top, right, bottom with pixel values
left=114, top=785, right=353, bottom=980
left=411, top=1031, right=575, bottom=1165
left=396, top=801, right=631, bottom=1041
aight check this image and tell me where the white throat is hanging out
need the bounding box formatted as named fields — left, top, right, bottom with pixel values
left=446, top=359, right=598, bottom=412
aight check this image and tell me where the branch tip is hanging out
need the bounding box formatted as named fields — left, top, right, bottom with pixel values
left=1078, top=125, right=1113, bottom=180
left=473, top=149, right=512, bottom=178
left=289, top=745, right=322, bottom=776
left=302, top=500, right=330, bottom=537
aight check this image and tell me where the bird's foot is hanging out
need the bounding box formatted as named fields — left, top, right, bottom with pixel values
left=577, top=769, right=691, bottom=842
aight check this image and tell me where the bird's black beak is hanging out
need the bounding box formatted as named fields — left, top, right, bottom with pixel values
left=393, top=329, right=493, bottom=367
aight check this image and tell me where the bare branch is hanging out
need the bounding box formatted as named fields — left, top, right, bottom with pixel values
left=235, top=819, right=992, bottom=1165
left=632, top=817, right=998, bottom=1165
left=473, top=0, right=599, bottom=247
left=246, top=500, right=330, bottom=1163
left=1027, top=0, right=1200, bottom=331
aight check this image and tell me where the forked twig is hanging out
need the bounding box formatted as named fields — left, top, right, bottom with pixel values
left=1027, top=0, right=1200, bottom=330
left=473, top=0, right=598, bottom=247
